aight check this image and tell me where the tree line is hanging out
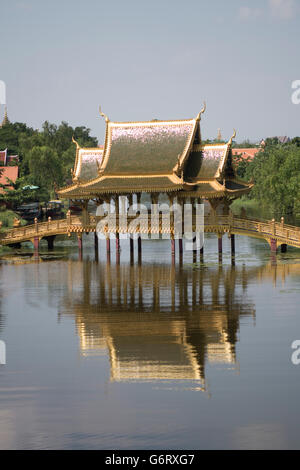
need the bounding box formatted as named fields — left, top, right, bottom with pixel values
left=0, top=120, right=98, bottom=205
left=233, top=137, right=300, bottom=219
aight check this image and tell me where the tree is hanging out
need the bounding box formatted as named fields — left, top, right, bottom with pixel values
left=27, top=146, right=63, bottom=193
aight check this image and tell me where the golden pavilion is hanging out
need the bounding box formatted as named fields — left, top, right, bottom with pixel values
left=57, top=105, right=253, bottom=261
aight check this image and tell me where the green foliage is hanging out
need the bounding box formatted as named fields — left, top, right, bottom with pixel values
left=234, top=139, right=300, bottom=218
left=0, top=209, right=26, bottom=229
left=0, top=119, right=98, bottom=207
left=232, top=139, right=258, bottom=148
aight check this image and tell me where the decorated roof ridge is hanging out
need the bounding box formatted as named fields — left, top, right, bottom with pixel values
left=98, top=103, right=206, bottom=127
left=71, top=136, right=104, bottom=183
left=186, top=129, right=237, bottom=181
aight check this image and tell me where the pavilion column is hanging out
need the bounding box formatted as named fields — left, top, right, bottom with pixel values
left=94, top=232, right=99, bottom=261
left=218, top=233, right=223, bottom=261
left=231, top=234, right=235, bottom=256
left=178, top=197, right=183, bottom=264
left=77, top=233, right=83, bottom=260
left=137, top=193, right=142, bottom=263
left=178, top=238, right=183, bottom=263
left=106, top=232, right=111, bottom=263
left=115, top=196, right=120, bottom=264
left=128, top=194, right=134, bottom=263
left=192, top=197, right=197, bottom=263
left=168, top=194, right=175, bottom=264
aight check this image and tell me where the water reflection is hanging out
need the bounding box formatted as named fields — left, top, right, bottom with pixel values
left=58, top=260, right=261, bottom=389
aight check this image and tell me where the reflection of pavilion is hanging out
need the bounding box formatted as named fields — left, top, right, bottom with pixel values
left=60, top=260, right=258, bottom=389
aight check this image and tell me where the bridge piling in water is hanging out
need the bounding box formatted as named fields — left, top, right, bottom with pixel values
left=33, top=237, right=39, bottom=257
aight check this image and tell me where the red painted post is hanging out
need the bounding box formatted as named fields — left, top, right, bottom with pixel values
left=33, top=237, right=39, bottom=256
left=270, top=238, right=277, bottom=253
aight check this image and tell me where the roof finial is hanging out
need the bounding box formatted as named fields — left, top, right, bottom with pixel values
left=99, top=106, right=109, bottom=123
left=72, top=135, right=80, bottom=149
left=196, top=101, right=206, bottom=121
left=228, top=129, right=236, bottom=145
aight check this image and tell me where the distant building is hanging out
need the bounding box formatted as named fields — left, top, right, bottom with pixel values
left=0, top=149, right=19, bottom=165
left=277, top=136, right=290, bottom=144
left=0, top=166, right=18, bottom=193
left=231, top=148, right=260, bottom=164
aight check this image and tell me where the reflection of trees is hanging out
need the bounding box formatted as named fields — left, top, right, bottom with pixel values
left=59, top=261, right=259, bottom=388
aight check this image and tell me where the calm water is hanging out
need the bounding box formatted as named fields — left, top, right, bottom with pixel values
left=0, top=234, right=300, bottom=449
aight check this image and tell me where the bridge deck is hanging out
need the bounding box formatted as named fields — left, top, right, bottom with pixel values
left=0, top=214, right=300, bottom=249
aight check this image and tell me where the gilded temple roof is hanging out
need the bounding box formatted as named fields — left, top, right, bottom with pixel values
left=72, top=139, right=104, bottom=182
left=58, top=110, right=252, bottom=199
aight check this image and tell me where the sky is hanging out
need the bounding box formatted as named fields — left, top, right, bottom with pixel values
left=0, top=0, right=300, bottom=143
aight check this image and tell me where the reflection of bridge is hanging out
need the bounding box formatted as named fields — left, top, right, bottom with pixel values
left=60, top=261, right=258, bottom=390
left=1, top=212, right=300, bottom=256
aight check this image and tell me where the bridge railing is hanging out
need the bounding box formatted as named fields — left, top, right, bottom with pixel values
left=0, top=215, right=82, bottom=243
left=1, top=212, right=300, bottom=247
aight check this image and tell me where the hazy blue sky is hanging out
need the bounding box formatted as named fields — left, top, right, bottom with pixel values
left=0, top=0, right=299, bottom=142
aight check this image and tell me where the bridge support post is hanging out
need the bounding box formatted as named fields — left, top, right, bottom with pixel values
left=77, top=234, right=83, bottom=260
left=33, top=237, right=39, bottom=257
left=270, top=238, right=277, bottom=253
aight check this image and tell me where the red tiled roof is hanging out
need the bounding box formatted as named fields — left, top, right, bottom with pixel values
left=0, top=166, right=19, bottom=191
left=232, top=148, right=260, bottom=161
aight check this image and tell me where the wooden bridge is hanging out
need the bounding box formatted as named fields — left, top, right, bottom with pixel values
left=0, top=211, right=300, bottom=256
